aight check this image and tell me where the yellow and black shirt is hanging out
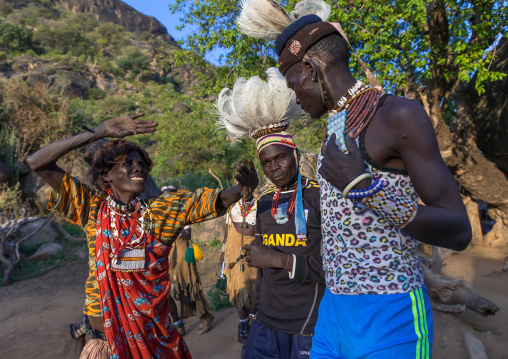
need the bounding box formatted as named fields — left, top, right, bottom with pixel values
left=254, top=178, right=325, bottom=335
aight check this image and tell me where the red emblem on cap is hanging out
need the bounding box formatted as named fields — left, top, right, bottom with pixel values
left=309, top=27, right=319, bottom=35
left=289, top=40, right=302, bottom=56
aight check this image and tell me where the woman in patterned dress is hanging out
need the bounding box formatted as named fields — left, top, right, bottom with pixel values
left=26, top=113, right=258, bottom=359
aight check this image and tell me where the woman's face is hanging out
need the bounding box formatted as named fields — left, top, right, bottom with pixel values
left=105, top=150, right=148, bottom=201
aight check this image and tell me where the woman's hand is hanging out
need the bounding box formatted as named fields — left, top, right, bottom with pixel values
left=235, top=159, right=259, bottom=201
left=94, top=113, right=158, bottom=139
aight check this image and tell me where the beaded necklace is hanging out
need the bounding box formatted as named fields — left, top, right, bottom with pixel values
left=325, top=82, right=381, bottom=152
left=240, top=198, right=256, bottom=217
left=106, top=195, right=152, bottom=265
left=271, top=183, right=298, bottom=224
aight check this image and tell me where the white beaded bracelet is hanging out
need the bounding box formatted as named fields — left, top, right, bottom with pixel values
left=342, top=173, right=372, bottom=199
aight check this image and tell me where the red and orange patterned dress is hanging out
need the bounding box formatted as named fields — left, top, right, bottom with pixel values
left=48, top=173, right=225, bottom=358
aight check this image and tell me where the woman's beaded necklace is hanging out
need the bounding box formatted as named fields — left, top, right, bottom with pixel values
left=240, top=198, right=256, bottom=217
left=271, top=183, right=298, bottom=224
left=325, top=80, right=382, bottom=152
left=106, top=195, right=152, bottom=264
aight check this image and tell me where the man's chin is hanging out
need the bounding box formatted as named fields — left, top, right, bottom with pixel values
left=309, top=108, right=327, bottom=120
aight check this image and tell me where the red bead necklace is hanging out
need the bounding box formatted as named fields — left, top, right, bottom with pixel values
left=323, top=89, right=382, bottom=151
left=240, top=199, right=256, bottom=217
left=271, top=185, right=298, bottom=222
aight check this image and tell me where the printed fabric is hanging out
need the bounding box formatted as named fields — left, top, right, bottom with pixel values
left=95, top=200, right=189, bottom=359
left=317, top=153, right=423, bottom=295
left=48, top=173, right=224, bottom=358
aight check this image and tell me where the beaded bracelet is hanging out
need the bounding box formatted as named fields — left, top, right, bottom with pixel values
left=361, top=188, right=418, bottom=229
left=342, top=173, right=372, bottom=199
left=81, top=124, right=98, bottom=141
left=347, top=177, right=383, bottom=199
left=341, top=171, right=368, bottom=192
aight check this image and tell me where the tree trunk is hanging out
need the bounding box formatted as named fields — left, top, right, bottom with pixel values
left=422, top=265, right=500, bottom=317
left=463, top=196, right=483, bottom=247
left=483, top=207, right=508, bottom=247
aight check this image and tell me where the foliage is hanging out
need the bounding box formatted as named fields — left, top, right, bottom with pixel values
left=34, top=25, right=93, bottom=56
left=206, top=277, right=233, bottom=311
left=116, top=50, right=151, bottom=76
left=169, top=1, right=300, bottom=95
left=60, top=222, right=86, bottom=239
left=86, top=88, right=106, bottom=100
left=171, top=0, right=507, bottom=100
left=0, top=20, right=33, bottom=53
left=208, top=238, right=223, bottom=249
left=0, top=80, right=78, bottom=181
left=0, top=183, right=22, bottom=215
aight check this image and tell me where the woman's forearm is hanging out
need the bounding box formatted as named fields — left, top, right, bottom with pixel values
left=218, top=186, right=243, bottom=209
left=26, top=130, right=99, bottom=171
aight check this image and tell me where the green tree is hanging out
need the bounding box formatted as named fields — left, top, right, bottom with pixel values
left=0, top=21, right=33, bottom=53
left=171, top=0, right=508, bottom=243
left=116, top=49, right=151, bottom=75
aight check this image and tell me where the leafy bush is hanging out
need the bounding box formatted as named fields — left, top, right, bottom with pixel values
left=86, top=88, right=106, bottom=100
left=206, top=278, right=232, bottom=311
left=0, top=183, right=22, bottom=215
left=0, top=80, right=77, bottom=181
left=34, top=25, right=93, bottom=56
left=0, top=21, right=33, bottom=53
left=116, top=50, right=150, bottom=75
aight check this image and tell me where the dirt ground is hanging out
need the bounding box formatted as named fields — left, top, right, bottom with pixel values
left=0, top=244, right=507, bottom=359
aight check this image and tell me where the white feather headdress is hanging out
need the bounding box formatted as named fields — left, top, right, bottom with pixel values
left=237, top=0, right=331, bottom=40
left=215, top=67, right=304, bottom=140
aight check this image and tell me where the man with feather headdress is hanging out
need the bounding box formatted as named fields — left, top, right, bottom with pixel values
left=215, top=68, right=326, bottom=359
left=236, top=1, right=472, bottom=358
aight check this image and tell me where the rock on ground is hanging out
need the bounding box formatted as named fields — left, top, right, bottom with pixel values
left=17, top=218, right=59, bottom=246
left=27, top=243, right=64, bottom=261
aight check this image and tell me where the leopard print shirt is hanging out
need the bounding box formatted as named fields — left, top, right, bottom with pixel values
left=317, top=152, right=423, bottom=295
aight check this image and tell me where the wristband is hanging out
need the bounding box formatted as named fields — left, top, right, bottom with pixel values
left=361, top=188, right=418, bottom=229
left=81, top=124, right=98, bottom=141
left=342, top=173, right=372, bottom=199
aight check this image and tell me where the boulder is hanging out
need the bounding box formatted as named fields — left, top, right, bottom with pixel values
left=96, top=75, right=118, bottom=93
left=17, top=217, right=59, bottom=246
left=192, top=217, right=227, bottom=243
left=49, top=71, right=92, bottom=99
left=173, top=102, right=189, bottom=113
left=27, top=243, right=64, bottom=261
left=53, top=0, right=178, bottom=46
left=22, top=72, right=52, bottom=87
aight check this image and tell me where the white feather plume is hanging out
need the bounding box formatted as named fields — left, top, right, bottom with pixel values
left=290, top=0, right=332, bottom=22
left=215, top=68, right=304, bottom=141
left=236, top=0, right=291, bottom=40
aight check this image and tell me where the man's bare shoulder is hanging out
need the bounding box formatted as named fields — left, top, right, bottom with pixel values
left=380, top=95, right=431, bottom=132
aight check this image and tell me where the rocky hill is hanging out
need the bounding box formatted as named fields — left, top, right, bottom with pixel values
left=5, top=0, right=178, bottom=46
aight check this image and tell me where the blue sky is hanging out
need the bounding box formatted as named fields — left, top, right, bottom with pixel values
left=122, top=0, right=223, bottom=63
left=122, top=1, right=193, bottom=40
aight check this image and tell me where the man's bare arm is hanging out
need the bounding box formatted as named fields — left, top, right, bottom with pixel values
left=390, top=99, right=471, bottom=250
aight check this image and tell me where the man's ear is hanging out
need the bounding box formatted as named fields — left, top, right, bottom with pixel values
left=303, top=61, right=318, bottom=82
left=103, top=171, right=112, bottom=183
left=296, top=149, right=301, bottom=163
